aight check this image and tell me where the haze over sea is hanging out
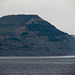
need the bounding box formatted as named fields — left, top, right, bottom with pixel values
left=0, top=56, right=75, bottom=75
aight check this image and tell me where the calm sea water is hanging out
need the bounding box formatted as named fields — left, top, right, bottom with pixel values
left=0, top=56, right=75, bottom=75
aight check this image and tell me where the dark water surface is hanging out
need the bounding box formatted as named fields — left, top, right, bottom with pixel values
left=0, top=56, right=75, bottom=75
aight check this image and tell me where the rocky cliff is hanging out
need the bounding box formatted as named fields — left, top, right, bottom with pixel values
left=0, top=15, right=75, bottom=56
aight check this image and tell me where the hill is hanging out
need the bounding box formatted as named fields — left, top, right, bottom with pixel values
left=0, top=14, right=75, bottom=56
left=71, top=35, right=75, bottom=38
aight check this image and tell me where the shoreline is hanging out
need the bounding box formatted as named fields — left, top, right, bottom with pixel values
left=0, top=56, right=75, bottom=59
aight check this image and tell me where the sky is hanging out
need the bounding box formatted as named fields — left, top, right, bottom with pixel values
left=0, top=0, right=75, bottom=34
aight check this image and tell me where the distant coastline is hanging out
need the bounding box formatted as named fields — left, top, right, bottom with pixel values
left=0, top=56, right=75, bottom=59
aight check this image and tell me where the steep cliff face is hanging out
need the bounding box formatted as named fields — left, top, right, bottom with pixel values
left=0, top=15, right=75, bottom=56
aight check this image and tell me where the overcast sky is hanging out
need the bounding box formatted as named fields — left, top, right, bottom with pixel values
left=0, top=0, right=75, bottom=34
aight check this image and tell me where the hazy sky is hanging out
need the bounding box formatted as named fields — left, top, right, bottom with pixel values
left=0, top=0, right=75, bottom=34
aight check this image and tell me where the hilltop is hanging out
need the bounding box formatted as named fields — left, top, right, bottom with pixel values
left=0, top=14, right=75, bottom=56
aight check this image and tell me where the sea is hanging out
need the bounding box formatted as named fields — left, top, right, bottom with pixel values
left=0, top=56, right=75, bottom=75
